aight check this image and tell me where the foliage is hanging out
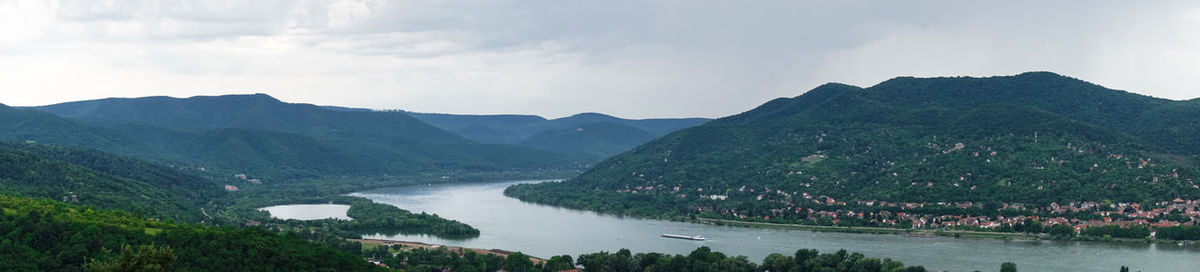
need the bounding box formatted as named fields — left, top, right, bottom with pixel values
left=382, top=247, right=513, bottom=272
left=0, top=194, right=383, bottom=272
left=509, top=72, right=1200, bottom=224
left=0, top=142, right=219, bottom=222
left=572, top=247, right=923, bottom=272
left=384, top=246, right=930, bottom=272
left=1154, top=226, right=1200, bottom=241
left=1001, top=262, right=1017, bottom=272
left=84, top=244, right=176, bottom=272
left=1080, top=225, right=1151, bottom=239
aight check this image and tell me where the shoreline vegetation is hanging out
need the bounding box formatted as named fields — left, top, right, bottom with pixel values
left=506, top=186, right=1200, bottom=245
left=505, top=183, right=1200, bottom=244
left=696, top=218, right=1041, bottom=240
left=349, top=237, right=937, bottom=272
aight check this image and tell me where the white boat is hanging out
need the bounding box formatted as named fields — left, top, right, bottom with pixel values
left=661, top=234, right=706, bottom=241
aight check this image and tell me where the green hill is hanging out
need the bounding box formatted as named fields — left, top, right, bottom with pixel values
left=0, top=194, right=381, bottom=271
left=28, top=94, right=577, bottom=180
left=507, top=72, right=1200, bottom=218
left=0, top=142, right=221, bottom=222
left=0, top=105, right=165, bottom=158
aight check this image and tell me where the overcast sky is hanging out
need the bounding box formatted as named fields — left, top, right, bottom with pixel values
left=1, top=1, right=1198, bottom=118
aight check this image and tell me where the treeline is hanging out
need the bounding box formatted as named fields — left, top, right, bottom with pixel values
left=1079, top=225, right=1152, bottom=240
left=381, top=247, right=548, bottom=272
left=386, top=246, right=929, bottom=272
left=1155, top=226, right=1200, bottom=241
left=0, top=194, right=382, bottom=271
left=575, top=247, right=926, bottom=272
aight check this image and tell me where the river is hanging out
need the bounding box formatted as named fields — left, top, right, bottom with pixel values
left=348, top=180, right=1199, bottom=271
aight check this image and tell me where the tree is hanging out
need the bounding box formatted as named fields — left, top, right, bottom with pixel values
left=1120, top=266, right=1129, bottom=272
left=761, top=253, right=794, bottom=272
left=504, top=252, right=535, bottom=272
left=85, top=244, right=176, bottom=272
left=1049, top=224, right=1075, bottom=237
left=544, top=255, right=575, bottom=272
left=794, top=249, right=819, bottom=266
left=1000, top=262, right=1017, bottom=272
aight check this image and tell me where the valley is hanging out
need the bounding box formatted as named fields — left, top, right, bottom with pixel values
left=1, top=72, right=1197, bottom=271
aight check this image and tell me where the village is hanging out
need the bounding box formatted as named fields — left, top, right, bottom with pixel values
left=735, top=194, right=1200, bottom=239
left=610, top=182, right=1200, bottom=239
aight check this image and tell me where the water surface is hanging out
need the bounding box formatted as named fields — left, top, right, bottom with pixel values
left=259, top=204, right=351, bottom=220
left=351, top=180, right=1199, bottom=271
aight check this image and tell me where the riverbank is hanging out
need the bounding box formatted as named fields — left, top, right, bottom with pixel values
left=695, top=218, right=1200, bottom=244
left=352, top=179, right=1200, bottom=271
left=697, top=218, right=1036, bottom=240
left=347, top=238, right=545, bottom=265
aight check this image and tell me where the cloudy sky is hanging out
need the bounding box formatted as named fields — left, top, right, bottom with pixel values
left=1, top=1, right=1198, bottom=118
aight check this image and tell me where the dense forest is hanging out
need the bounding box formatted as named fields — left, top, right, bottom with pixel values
left=0, top=142, right=219, bottom=222
left=0, top=194, right=384, bottom=271
left=509, top=72, right=1200, bottom=224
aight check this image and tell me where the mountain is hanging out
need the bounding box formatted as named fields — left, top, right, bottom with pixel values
left=407, top=111, right=709, bottom=162
left=0, top=105, right=163, bottom=157
left=28, top=94, right=577, bottom=180
left=519, top=122, right=659, bottom=162
left=0, top=142, right=221, bottom=221
left=403, top=112, right=548, bottom=144
left=507, top=72, right=1200, bottom=218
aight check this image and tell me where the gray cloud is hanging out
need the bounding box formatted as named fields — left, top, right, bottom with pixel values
left=1, top=0, right=1197, bottom=118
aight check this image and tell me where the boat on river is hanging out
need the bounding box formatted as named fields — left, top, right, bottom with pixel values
left=661, top=234, right=706, bottom=241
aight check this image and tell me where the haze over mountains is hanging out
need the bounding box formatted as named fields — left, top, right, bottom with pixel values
left=7, top=94, right=558, bottom=181
left=508, top=72, right=1200, bottom=217
left=4, top=94, right=709, bottom=182
left=405, top=111, right=709, bottom=162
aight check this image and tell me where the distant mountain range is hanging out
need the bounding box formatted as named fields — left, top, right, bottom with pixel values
left=6, top=94, right=708, bottom=180
left=11, top=94, right=574, bottom=181
left=404, top=111, right=709, bottom=162
left=508, top=72, right=1200, bottom=218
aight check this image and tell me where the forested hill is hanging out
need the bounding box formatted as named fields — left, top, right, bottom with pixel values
left=0, top=142, right=221, bottom=222
left=0, top=194, right=382, bottom=271
left=406, top=111, right=709, bottom=162
left=0, top=104, right=163, bottom=158
left=508, top=72, right=1200, bottom=216
left=26, top=94, right=577, bottom=180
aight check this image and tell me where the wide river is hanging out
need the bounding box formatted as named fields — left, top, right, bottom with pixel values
left=349, top=180, right=1199, bottom=271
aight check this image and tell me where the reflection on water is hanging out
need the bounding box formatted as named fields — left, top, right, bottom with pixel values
left=350, top=180, right=1199, bottom=272
left=259, top=204, right=351, bottom=220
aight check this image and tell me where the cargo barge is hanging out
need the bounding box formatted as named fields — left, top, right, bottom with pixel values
left=660, top=234, right=706, bottom=241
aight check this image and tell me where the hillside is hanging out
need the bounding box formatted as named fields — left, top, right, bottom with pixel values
left=28, top=94, right=577, bottom=180
left=507, top=72, right=1200, bottom=219
left=407, top=111, right=709, bottom=162
left=0, top=142, right=220, bottom=222
left=0, top=105, right=165, bottom=158
left=0, top=194, right=382, bottom=271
